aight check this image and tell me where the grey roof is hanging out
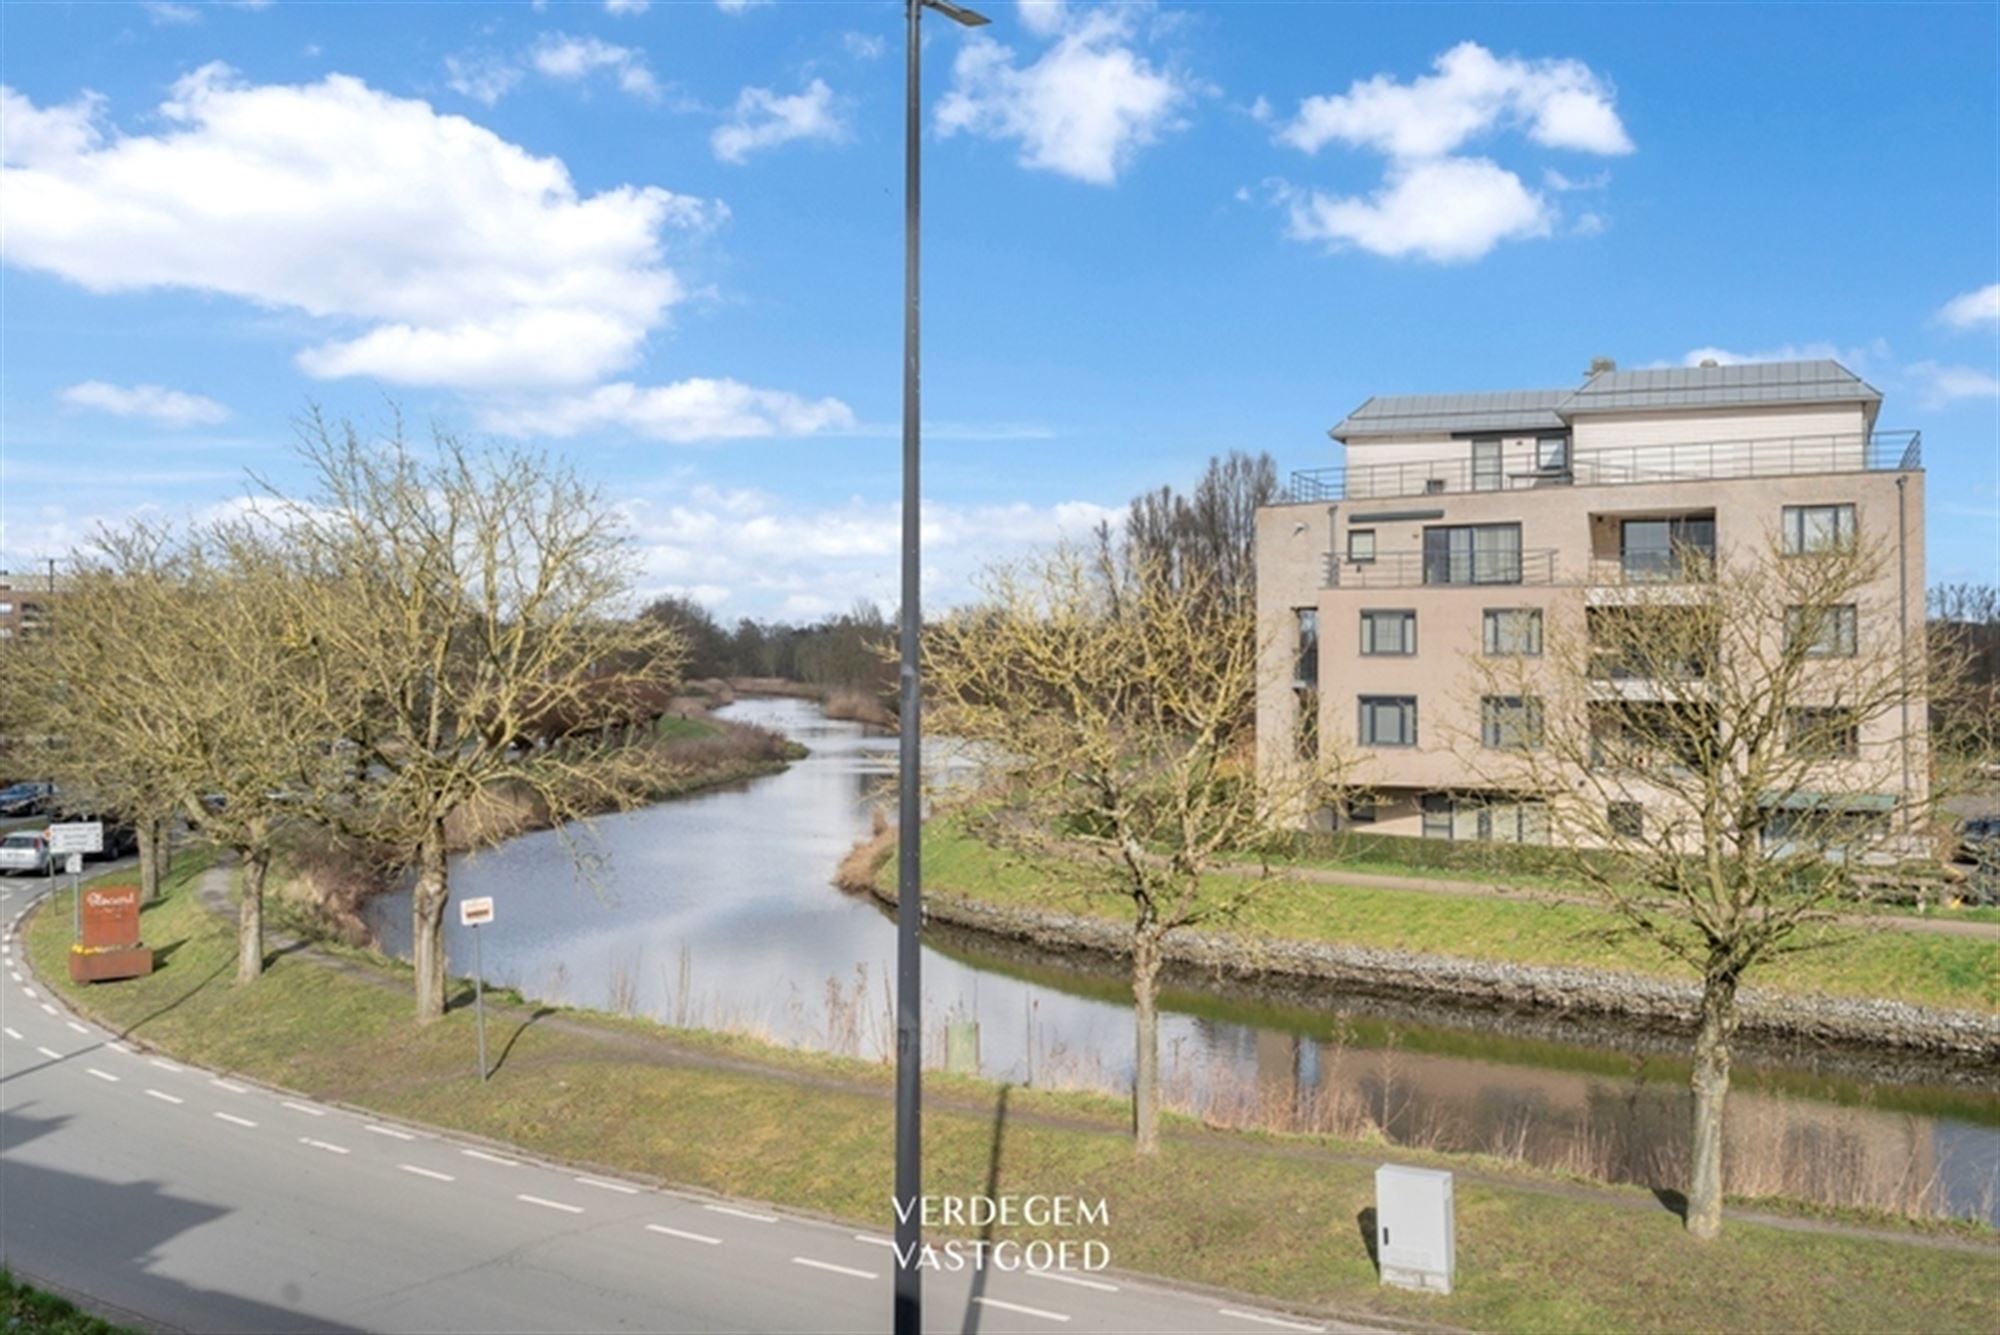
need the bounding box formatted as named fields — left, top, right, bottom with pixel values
left=1566, top=359, right=1882, bottom=416
left=1330, top=359, right=1882, bottom=440
left=1329, top=389, right=1569, bottom=440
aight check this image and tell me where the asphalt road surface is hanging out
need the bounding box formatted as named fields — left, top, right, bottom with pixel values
left=0, top=876, right=1376, bottom=1334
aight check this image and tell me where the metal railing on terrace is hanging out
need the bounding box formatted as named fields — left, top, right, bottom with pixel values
left=1285, top=430, right=1921, bottom=504
left=1325, top=547, right=1560, bottom=589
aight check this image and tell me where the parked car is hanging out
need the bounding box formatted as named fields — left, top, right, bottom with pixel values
left=0, top=832, right=51, bottom=876
left=0, top=781, right=53, bottom=818
left=1955, top=816, right=2000, bottom=866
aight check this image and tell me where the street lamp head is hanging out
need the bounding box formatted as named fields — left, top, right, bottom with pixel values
left=923, top=0, right=991, bottom=27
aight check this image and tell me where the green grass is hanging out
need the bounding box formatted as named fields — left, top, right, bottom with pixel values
left=23, top=852, right=2000, bottom=1335
left=914, top=826, right=2000, bottom=1013
left=1, top=1271, right=133, bottom=1335
left=653, top=714, right=720, bottom=742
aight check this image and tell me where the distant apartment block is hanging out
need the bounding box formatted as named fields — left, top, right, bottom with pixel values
left=1256, top=358, right=1927, bottom=844
left=0, top=572, right=57, bottom=641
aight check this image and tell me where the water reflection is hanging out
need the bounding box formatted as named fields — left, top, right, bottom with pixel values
left=365, top=696, right=2000, bottom=1223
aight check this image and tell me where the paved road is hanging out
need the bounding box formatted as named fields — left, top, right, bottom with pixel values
left=0, top=878, right=1374, bottom=1334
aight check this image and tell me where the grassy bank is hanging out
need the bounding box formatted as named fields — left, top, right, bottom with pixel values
left=24, top=854, right=1999, bottom=1335
left=909, top=826, right=2000, bottom=1014
left=1, top=1271, right=134, bottom=1335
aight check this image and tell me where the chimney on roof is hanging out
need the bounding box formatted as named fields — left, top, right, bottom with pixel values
left=1699, top=358, right=1720, bottom=368
left=1587, top=356, right=1617, bottom=375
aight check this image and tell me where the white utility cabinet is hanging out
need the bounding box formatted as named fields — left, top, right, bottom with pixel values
left=1374, top=1164, right=1454, bottom=1294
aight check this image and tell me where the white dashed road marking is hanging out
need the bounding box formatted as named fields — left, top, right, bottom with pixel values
left=300, top=1138, right=351, bottom=1156
left=365, top=1124, right=415, bottom=1141
left=462, top=1149, right=518, bottom=1167
left=517, top=1195, right=584, bottom=1215
left=282, top=1101, right=325, bottom=1117
left=575, top=1176, right=637, bottom=1195
left=1218, top=1310, right=1323, bottom=1332
left=149, top=1058, right=181, bottom=1073
left=399, top=1165, right=456, bottom=1183
left=211, top=1079, right=247, bottom=1094
left=3, top=1027, right=21, bottom=1040
left=145, top=1089, right=184, bottom=1105
left=703, top=1204, right=776, bottom=1223
left=791, top=1257, right=876, bottom=1281
left=1028, top=1271, right=1120, bottom=1293
left=65, top=1022, right=87, bottom=1034
left=214, top=1112, right=259, bottom=1129
left=35, top=1046, right=62, bottom=1060
left=853, top=1234, right=895, bottom=1248
left=86, top=1068, right=120, bottom=1083
left=38, top=1004, right=55, bottom=1016
left=645, top=1224, right=721, bottom=1246
left=972, top=1297, right=1070, bottom=1323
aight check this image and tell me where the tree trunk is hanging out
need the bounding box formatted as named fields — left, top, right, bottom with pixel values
left=136, top=819, right=161, bottom=902
left=237, top=848, right=269, bottom=984
left=1687, top=969, right=1741, bottom=1241
left=410, top=822, right=451, bottom=1024
left=1131, top=925, right=1164, bottom=1155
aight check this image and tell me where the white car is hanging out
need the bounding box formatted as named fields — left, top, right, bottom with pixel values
left=0, top=832, right=51, bottom=876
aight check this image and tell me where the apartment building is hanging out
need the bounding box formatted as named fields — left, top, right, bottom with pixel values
left=0, top=572, right=58, bottom=641
left=1256, top=357, right=1927, bottom=844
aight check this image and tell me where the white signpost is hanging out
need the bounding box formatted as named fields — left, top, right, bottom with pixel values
left=459, top=897, right=496, bottom=1081
left=49, top=823, right=103, bottom=939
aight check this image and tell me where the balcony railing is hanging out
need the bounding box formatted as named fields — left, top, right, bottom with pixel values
left=1586, top=549, right=1717, bottom=586
left=1285, top=430, right=1921, bottom=504
left=1326, top=547, right=1560, bottom=589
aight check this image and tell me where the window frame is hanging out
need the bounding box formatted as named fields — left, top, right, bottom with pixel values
left=1423, top=522, right=1524, bottom=586
left=1786, top=604, right=1859, bottom=658
left=1483, top=607, right=1543, bottom=657
left=1359, top=608, right=1417, bottom=657
left=1480, top=695, right=1545, bottom=751
left=1471, top=437, right=1503, bottom=492
left=1346, top=528, right=1377, bottom=564
left=1293, top=607, right=1320, bottom=685
left=1787, top=707, right=1861, bottom=759
left=1535, top=435, right=1569, bottom=471
left=1357, top=695, right=1418, bottom=748
left=1608, top=801, right=1644, bottom=839
left=1782, top=503, right=1857, bottom=556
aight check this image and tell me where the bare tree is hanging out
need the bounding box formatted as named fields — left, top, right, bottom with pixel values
left=265, top=413, right=686, bottom=1023
left=0, top=528, right=189, bottom=902
left=1119, top=450, right=1278, bottom=610
left=925, top=546, right=1349, bottom=1153
left=1464, top=531, right=1953, bottom=1239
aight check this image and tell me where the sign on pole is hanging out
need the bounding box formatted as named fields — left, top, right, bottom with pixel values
left=48, top=822, right=103, bottom=856
left=458, top=897, right=495, bottom=1081
left=64, top=853, right=82, bottom=876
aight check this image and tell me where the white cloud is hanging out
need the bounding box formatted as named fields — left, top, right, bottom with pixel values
left=1277, top=41, right=1632, bottom=160
left=480, top=378, right=856, bottom=443
left=620, top=483, right=1121, bottom=618
left=1, top=66, right=720, bottom=389
left=1282, top=157, right=1552, bottom=263
left=531, top=33, right=659, bottom=101
left=1268, top=42, right=1629, bottom=265
left=143, top=2, right=201, bottom=24
left=444, top=53, right=523, bottom=107
left=935, top=4, right=1193, bottom=186
left=842, top=32, right=886, bottom=61
left=1677, top=342, right=1851, bottom=367
left=605, top=0, right=650, bottom=13
left=1908, top=361, right=2000, bottom=406
left=59, top=380, right=229, bottom=427
left=715, top=0, right=771, bottom=12
left=1937, top=284, right=2000, bottom=331
left=712, top=79, right=847, bottom=164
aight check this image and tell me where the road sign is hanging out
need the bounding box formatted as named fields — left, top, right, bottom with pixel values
left=64, top=853, right=82, bottom=876
left=458, top=897, right=495, bottom=1082
left=459, top=897, right=495, bottom=927
left=48, top=822, right=103, bottom=855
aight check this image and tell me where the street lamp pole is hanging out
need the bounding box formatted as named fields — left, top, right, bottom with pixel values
left=896, top=3, right=986, bottom=1333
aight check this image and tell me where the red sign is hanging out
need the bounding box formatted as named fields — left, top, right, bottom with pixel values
left=81, top=885, right=142, bottom=950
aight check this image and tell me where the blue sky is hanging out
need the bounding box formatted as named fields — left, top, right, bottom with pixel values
left=3, top=0, right=1996, bottom=618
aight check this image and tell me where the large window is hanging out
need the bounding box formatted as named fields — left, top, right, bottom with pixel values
left=1536, top=436, right=1569, bottom=472
left=1294, top=608, right=1319, bottom=685
left=1786, top=604, right=1859, bottom=658
left=1421, top=793, right=1547, bottom=843
left=1788, top=707, right=1860, bottom=759
left=1423, top=523, right=1523, bottom=586
left=1620, top=516, right=1715, bottom=582
left=1358, top=695, right=1417, bottom=747
left=1481, top=696, right=1544, bottom=750
left=1294, top=688, right=1320, bottom=761
left=1483, top=607, right=1543, bottom=656
left=1472, top=438, right=1503, bottom=491
left=1783, top=503, right=1857, bottom=555
left=1360, top=609, right=1416, bottom=656
left=1347, top=528, right=1376, bottom=563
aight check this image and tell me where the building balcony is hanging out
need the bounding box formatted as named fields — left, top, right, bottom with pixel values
left=1585, top=550, right=1716, bottom=586
left=1284, top=430, right=1920, bottom=504
left=1325, top=547, right=1560, bottom=589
